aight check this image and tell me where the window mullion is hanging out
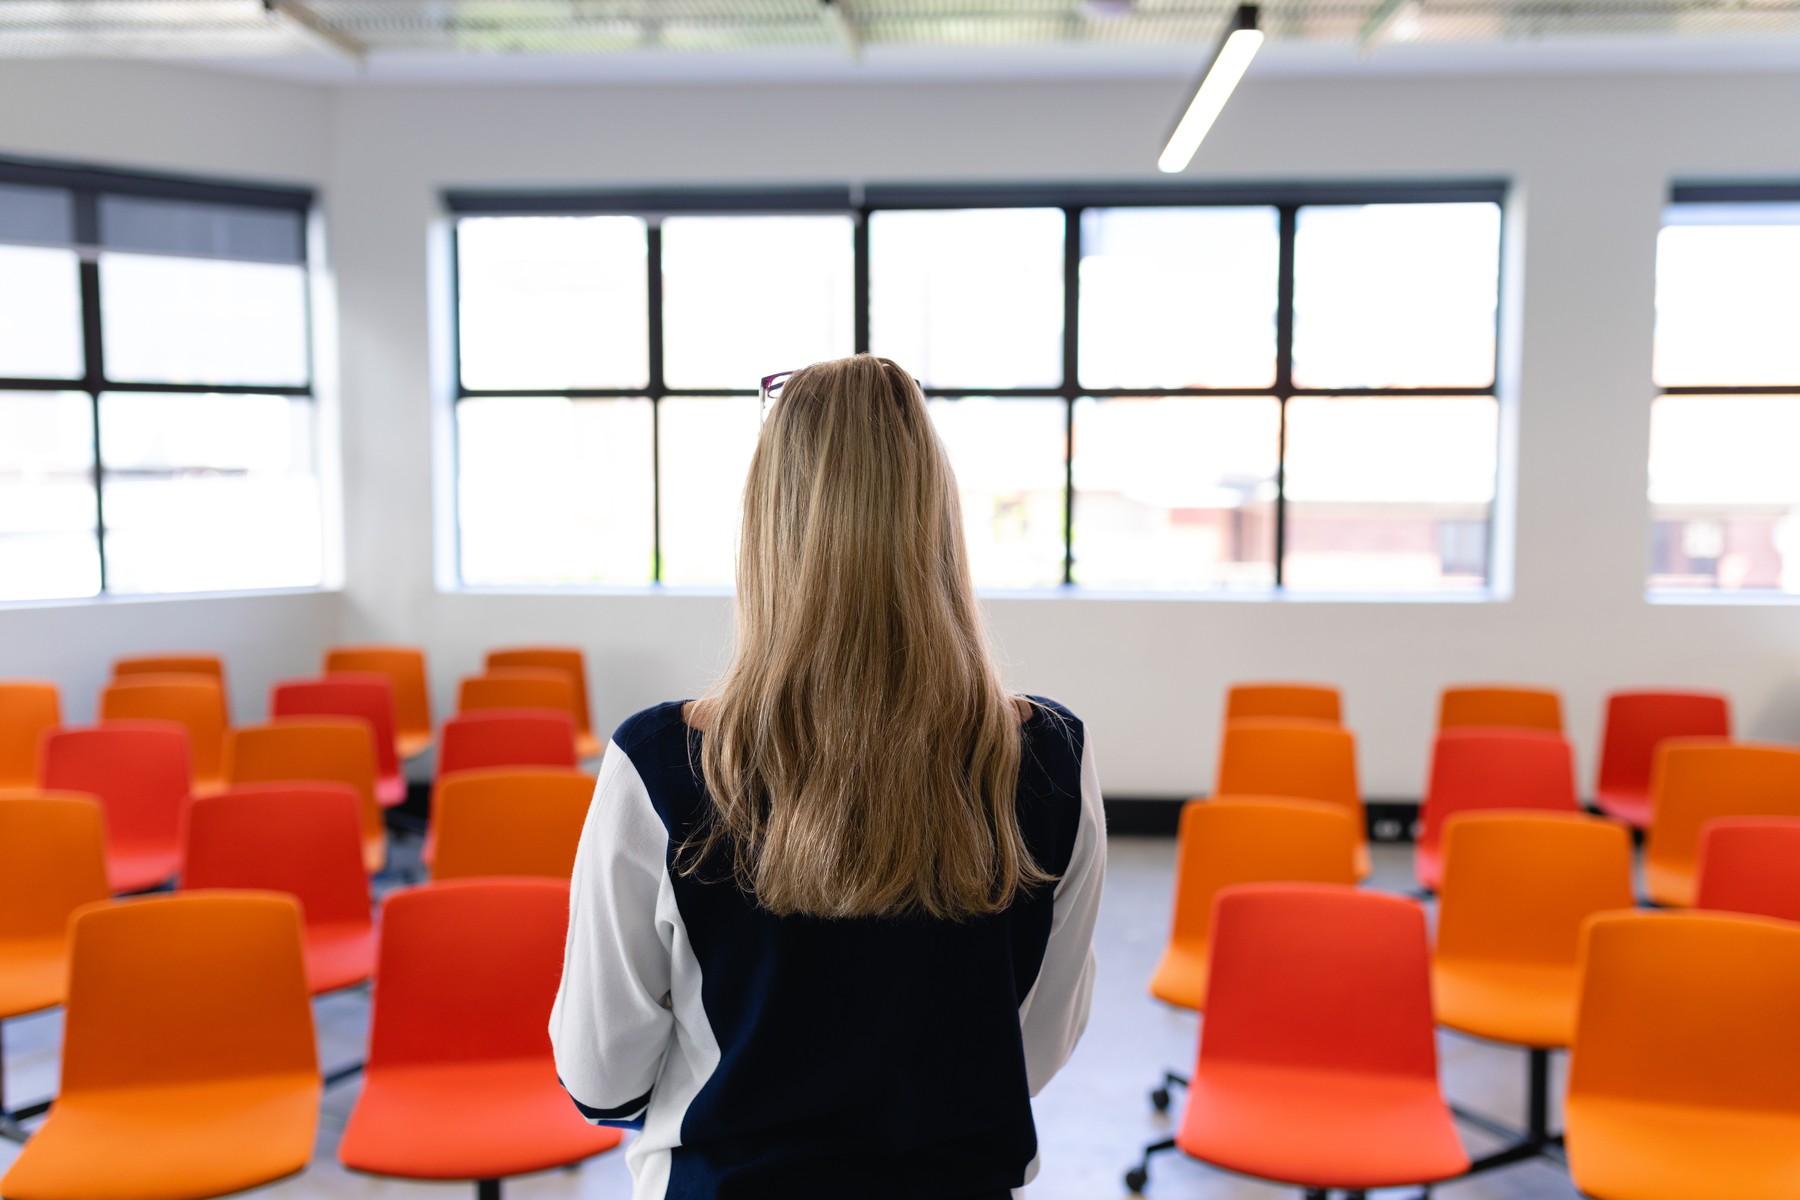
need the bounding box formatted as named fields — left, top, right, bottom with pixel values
left=647, top=222, right=665, bottom=584
left=1272, top=204, right=1298, bottom=590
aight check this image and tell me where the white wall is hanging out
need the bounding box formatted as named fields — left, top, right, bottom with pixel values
left=0, top=62, right=343, bottom=725
left=4, top=62, right=1799, bottom=793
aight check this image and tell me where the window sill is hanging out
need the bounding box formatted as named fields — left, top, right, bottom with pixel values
left=0, top=585, right=340, bottom=613
left=1646, top=588, right=1800, bottom=607
left=443, top=582, right=1505, bottom=605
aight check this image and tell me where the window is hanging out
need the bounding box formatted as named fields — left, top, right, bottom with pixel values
left=1651, top=194, right=1800, bottom=595
left=0, top=166, right=320, bottom=601
left=449, top=186, right=1504, bottom=594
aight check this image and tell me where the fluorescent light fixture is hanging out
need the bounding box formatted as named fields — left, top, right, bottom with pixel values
left=1157, top=4, right=1263, bottom=175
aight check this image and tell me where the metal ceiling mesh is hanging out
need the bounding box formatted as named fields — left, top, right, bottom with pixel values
left=0, top=0, right=1794, bottom=57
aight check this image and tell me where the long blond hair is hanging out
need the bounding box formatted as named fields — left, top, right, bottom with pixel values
left=688, top=354, right=1049, bottom=920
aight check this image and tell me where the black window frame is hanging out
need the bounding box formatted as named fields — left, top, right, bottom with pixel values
left=446, top=179, right=1508, bottom=591
left=0, top=155, right=316, bottom=597
left=1649, top=182, right=1800, bottom=594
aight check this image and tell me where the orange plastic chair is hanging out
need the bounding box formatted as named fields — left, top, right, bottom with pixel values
left=324, top=645, right=434, bottom=761
left=1594, top=689, right=1731, bottom=828
left=1128, top=883, right=1468, bottom=1194
left=98, top=675, right=230, bottom=798
left=429, top=768, right=595, bottom=882
left=0, top=793, right=109, bottom=1134
left=1223, top=682, right=1342, bottom=725
left=1214, top=719, right=1368, bottom=876
left=1431, top=812, right=1635, bottom=1172
left=437, top=711, right=579, bottom=778
left=0, top=682, right=60, bottom=789
left=459, top=669, right=590, bottom=754
left=0, top=892, right=320, bottom=1200
left=1149, top=797, right=1360, bottom=1013
left=271, top=674, right=406, bottom=807
left=485, top=647, right=599, bottom=758
left=1643, top=739, right=1800, bottom=907
left=180, top=784, right=376, bottom=995
left=1415, top=728, right=1580, bottom=890
left=39, top=722, right=191, bottom=893
left=1438, top=685, right=1563, bottom=733
left=337, top=879, right=623, bottom=1195
left=112, top=654, right=228, bottom=711
left=1565, top=910, right=1800, bottom=1200
left=1695, top=816, right=1800, bottom=924
left=226, top=718, right=388, bottom=875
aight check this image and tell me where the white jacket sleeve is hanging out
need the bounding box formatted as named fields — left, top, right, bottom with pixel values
left=1017, top=733, right=1107, bottom=1096
left=550, top=741, right=675, bottom=1126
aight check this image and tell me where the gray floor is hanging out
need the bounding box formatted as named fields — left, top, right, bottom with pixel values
left=1, top=838, right=1581, bottom=1199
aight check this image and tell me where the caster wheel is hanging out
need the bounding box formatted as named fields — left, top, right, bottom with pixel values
left=1124, top=1167, right=1149, bottom=1193
left=1149, top=1087, right=1170, bottom=1112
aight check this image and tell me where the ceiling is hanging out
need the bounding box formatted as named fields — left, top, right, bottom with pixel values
left=1, top=0, right=1796, bottom=80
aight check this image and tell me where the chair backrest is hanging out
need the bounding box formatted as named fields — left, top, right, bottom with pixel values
left=367, top=878, right=570, bottom=1068
left=0, top=680, right=61, bottom=788
left=181, top=784, right=372, bottom=931
left=485, top=647, right=594, bottom=740
left=99, top=674, right=229, bottom=784
left=1165, top=798, right=1360, bottom=952
left=225, top=719, right=383, bottom=851
left=59, top=892, right=317, bottom=1094
left=271, top=674, right=400, bottom=780
left=0, top=792, right=110, bottom=943
left=1419, top=728, right=1580, bottom=859
left=1201, top=884, right=1440, bottom=1082
left=1214, top=719, right=1363, bottom=828
left=458, top=668, right=579, bottom=728
left=1438, top=685, right=1563, bottom=733
left=438, top=710, right=579, bottom=777
left=1435, top=812, right=1635, bottom=969
left=1223, top=682, right=1342, bottom=726
left=1645, top=740, right=1800, bottom=903
left=432, top=767, right=597, bottom=881
left=1597, top=689, right=1731, bottom=798
left=324, top=645, right=432, bottom=746
left=39, top=721, right=191, bottom=855
left=1696, top=817, right=1800, bottom=924
left=113, top=654, right=228, bottom=709
left=1569, top=911, right=1800, bottom=1113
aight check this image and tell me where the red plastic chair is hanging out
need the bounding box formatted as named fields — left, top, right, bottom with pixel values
left=38, top=722, right=191, bottom=893
left=436, top=711, right=579, bottom=779
left=1695, top=817, right=1800, bottom=924
left=1415, top=728, right=1581, bottom=890
left=270, top=675, right=406, bottom=807
left=1595, top=690, right=1731, bottom=828
left=1128, top=883, right=1468, bottom=1195
left=180, top=784, right=376, bottom=995
left=484, top=647, right=600, bottom=759
left=337, top=879, right=623, bottom=1196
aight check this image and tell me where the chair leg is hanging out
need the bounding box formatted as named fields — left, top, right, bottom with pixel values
left=1149, top=1069, right=1189, bottom=1113
left=0, top=1018, right=52, bottom=1144
left=476, top=1180, right=502, bottom=1200
left=1460, top=1047, right=1561, bottom=1176
left=1123, top=1137, right=1177, bottom=1193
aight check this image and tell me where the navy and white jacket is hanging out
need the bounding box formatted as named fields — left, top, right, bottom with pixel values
left=550, top=697, right=1105, bottom=1200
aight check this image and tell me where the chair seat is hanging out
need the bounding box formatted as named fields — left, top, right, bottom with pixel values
left=0, top=938, right=68, bottom=1019
left=1432, top=959, right=1577, bottom=1049
left=1177, top=1061, right=1468, bottom=1190
left=1353, top=841, right=1371, bottom=880
left=362, top=835, right=386, bottom=876
left=1567, top=1096, right=1800, bottom=1200
left=106, top=844, right=181, bottom=894
left=397, top=732, right=433, bottom=761
left=1644, top=859, right=1698, bottom=908
left=1415, top=841, right=1445, bottom=891
left=376, top=773, right=407, bottom=808
left=339, top=1059, right=623, bottom=1180
left=304, top=923, right=377, bottom=995
left=1593, top=787, right=1654, bottom=829
left=1148, top=942, right=1209, bottom=1011
left=0, top=1076, right=320, bottom=1200
left=191, top=775, right=229, bottom=800
left=575, top=730, right=601, bottom=761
